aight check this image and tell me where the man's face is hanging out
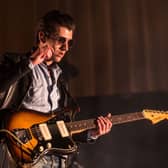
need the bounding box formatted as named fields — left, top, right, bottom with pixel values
left=45, top=26, right=73, bottom=63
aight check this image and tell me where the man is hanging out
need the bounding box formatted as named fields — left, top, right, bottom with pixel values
left=0, top=10, right=112, bottom=168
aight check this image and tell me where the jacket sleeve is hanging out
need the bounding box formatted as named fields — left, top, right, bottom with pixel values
left=72, top=130, right=97, bottom=144
left=0, top=53, right=32, bottom=92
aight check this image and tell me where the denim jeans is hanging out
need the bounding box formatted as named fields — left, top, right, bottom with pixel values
left=0, top=142, right=67, bottom=168
left=24, top=155, right=67, bottom=168
left=0, top=142, right=17, bottom=168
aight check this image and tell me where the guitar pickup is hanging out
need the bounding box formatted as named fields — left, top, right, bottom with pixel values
left=12, top=128, right=32, bottom=144
left=56, top=120, right=70, bottom=138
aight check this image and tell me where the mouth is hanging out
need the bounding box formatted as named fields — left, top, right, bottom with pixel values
left=57, top=52, right=65, bottom=57
left=53, top=53, right=65, bottom=62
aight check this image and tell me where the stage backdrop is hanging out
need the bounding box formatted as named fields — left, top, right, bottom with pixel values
left=0, top=0, right=168, bottom=97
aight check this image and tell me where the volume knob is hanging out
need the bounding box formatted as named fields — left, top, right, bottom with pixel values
left=47, top=142, right=52, bottom=149
left=39, top=146, right=44, bottom=152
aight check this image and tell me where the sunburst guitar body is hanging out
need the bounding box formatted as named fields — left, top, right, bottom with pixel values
left=4, top=110, right=77, bottom=163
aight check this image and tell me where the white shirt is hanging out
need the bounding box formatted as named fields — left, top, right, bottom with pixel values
left=22, top=62, right=62, bottom=113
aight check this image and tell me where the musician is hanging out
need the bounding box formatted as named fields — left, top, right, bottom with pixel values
left=0, top=10, right=112, bottom=168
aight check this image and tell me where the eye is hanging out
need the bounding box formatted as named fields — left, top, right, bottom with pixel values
left=49, top=35, right=73, bottom=49
left=56, top=37, right=73, bottom=49
left=57, top=37, right=66, bottom=43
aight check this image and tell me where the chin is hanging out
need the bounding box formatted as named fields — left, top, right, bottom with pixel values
left=55, top=57, right=62, bottom=63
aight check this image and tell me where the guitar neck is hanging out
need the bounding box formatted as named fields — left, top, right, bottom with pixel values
left=112, top=112, right=144, bottom=125
left=66, top=112, right=145, bottom=134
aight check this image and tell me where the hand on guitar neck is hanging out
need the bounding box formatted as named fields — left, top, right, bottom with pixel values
left=89, top=113, right=112, bottom=139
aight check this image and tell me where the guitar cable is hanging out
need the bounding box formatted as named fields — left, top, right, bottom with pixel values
left=31, top=144, right=78, bottom=166
left=0, top=129, right=33, bottom=155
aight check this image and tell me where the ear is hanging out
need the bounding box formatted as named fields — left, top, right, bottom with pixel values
left=38, top=31, right=46, bottom=43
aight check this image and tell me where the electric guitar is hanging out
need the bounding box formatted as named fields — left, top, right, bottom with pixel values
left=1, top=109, right=168, bottom=164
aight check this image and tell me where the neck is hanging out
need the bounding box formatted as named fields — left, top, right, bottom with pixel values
left=45, top=60, right=54, bottom=66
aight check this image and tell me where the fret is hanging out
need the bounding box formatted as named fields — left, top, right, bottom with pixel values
left=66, top=119, right=96, bottom=133
left=112, top=112, right=144, bottom=125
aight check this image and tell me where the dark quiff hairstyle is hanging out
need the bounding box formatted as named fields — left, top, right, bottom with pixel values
left=35, top=10, right=76, bottom=44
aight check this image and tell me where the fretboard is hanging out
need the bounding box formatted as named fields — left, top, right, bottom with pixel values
left=66, top=112, right=145, bottom=134
left=112, top=112, right=144, bottom=125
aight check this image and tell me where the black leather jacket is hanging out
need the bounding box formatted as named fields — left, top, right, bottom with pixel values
left=0, top=52, right=31, bottom=109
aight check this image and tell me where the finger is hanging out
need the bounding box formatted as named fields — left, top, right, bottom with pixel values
left=107, top=113, right=112, bottom=119
left=97, top=116, right=107, bottom=134
left=98, top=116, right=112, bottom=133
left=97, top=118, right=102, bottom=134
left=100, top=116, right=112, bottom=127
left=105, top=113, right=112, bottom=126
left=44, top=48, right=53, bottom=59
left=48, top=45, right=55, bottom=53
